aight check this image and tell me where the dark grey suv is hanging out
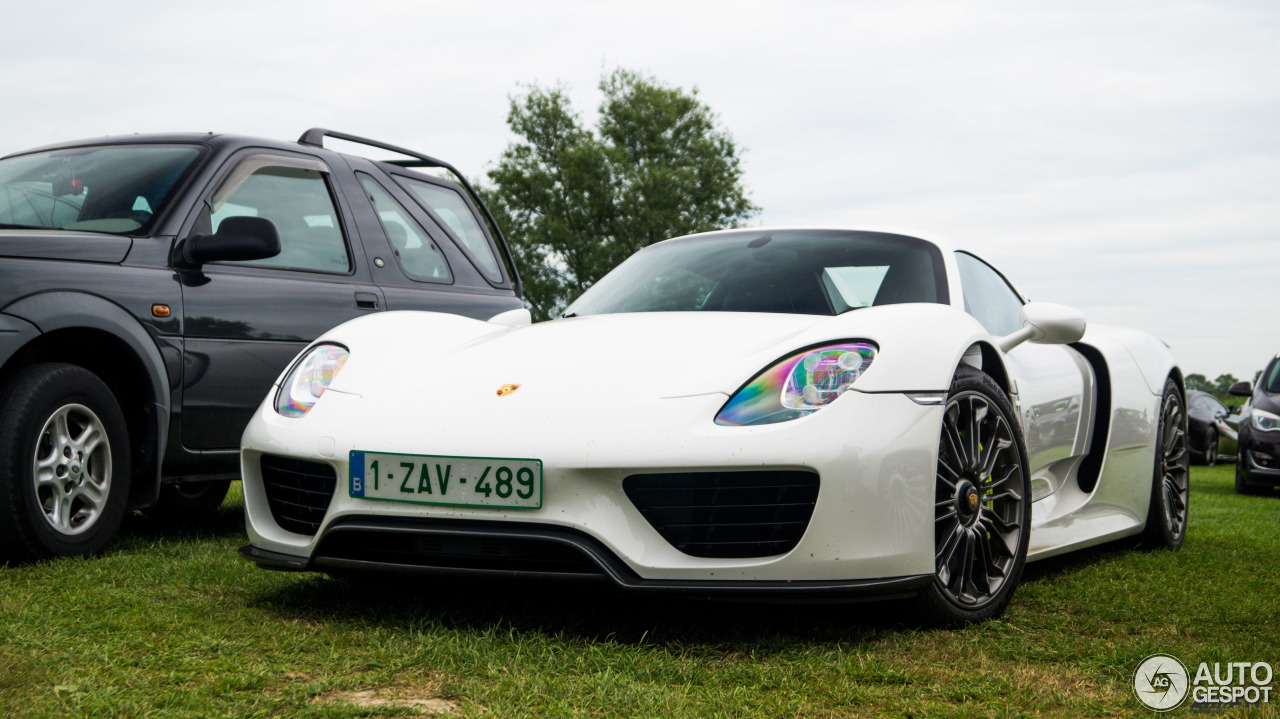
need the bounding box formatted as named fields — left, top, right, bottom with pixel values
left=0, top=129, right=525, bottom=561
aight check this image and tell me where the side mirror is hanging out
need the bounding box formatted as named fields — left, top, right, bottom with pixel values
left=996, top=302, right=1086, bottom=352
left=179, top=217, right=280, bottom=266
left=1228, top=381, right=1252, bottom=397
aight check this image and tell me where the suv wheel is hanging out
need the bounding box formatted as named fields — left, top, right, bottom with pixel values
left=0, top=363, right=131, bottom=561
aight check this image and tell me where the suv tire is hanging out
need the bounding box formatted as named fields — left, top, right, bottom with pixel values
left=0, top=363, right=131, bottom=562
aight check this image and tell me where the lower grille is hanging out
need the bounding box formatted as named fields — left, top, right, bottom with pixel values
left=260, top=454, right=338, bottom=536
left=623, top=471, right=820, bottom=559
left=314, top=526, right=604, bottom=575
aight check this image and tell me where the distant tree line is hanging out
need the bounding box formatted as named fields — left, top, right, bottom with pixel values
left=1185, top=370, right=1263, bottom=401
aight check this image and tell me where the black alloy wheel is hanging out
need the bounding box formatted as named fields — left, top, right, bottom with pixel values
left=915, top=366, right=1031, bottom=626
left=1139, top=378, right=1190, bottom=548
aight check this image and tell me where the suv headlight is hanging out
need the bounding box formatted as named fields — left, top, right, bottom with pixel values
left=715, top=342, right=877, bottom=426
left=1253, top=409, right=1280, bottom=432
left=275, top=344, right=349, bottom=417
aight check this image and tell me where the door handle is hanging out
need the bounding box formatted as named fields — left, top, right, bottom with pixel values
left=355, top=292, right=380, bottom=310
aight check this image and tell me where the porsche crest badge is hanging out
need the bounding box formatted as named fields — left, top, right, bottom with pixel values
left=497, top=384, right=521, bottom=397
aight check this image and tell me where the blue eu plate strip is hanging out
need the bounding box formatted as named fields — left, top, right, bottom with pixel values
left=350, top=451, right=365, bottom=497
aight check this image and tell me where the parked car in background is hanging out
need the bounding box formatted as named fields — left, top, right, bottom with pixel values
left=0, top=129, right=525, bottom=561
left=239, top=228, right=1187, bottom=626
left=1229, top=354, right=1280, bottom=494
left=1187, top=390, right=1239, bottom=465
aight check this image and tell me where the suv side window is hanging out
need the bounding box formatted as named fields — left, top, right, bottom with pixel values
left=956, top=252, right=1023, bottom=337
left=357, top=174, right=451, bottom=282
left=209, top=158, right=351, bottom=273
left=395, top=175, right=503, bottom=282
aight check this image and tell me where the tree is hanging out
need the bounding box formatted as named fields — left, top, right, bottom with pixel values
left=1212, top=373, right=1238, bottom=394
left=482, top=69, right=759, bottom=320
left=1184, top=373, right=1212, bottom=392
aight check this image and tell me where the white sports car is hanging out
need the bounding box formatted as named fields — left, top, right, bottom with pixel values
left=239, top=228, right=1188, bottom=624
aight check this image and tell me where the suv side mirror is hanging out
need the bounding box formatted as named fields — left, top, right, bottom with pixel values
left=997, top=302, right=1087, bottom=352
left=180, top=217, right=281, bottom=266
left=1228, top=381, right=1252, bottom=397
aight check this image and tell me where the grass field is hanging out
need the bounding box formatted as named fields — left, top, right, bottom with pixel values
left=1, top=464, right=1277, bottom=718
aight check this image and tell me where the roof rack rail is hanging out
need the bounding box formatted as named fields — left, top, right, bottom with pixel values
left=298, top=128, right=521, bottom=298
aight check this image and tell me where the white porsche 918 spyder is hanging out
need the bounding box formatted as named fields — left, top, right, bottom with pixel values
left=239, top=229, right=1188, bottom=625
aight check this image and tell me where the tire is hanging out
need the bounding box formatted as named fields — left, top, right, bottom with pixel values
left=147, top=479, right=232, bottom=523
left=1138, top=378, right=1189, bottom=548
left=1235, top=454, right=1266, bottom=496
left=0, top=363, right=131, bottom=562
left=1204, top=429, right=1217, bottom=466
left=913, top=365, right=1031, bottom=627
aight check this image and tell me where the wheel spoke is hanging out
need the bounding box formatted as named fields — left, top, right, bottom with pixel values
left=943, top=411, right=969, bottom=472
left=936, top=524, right=963, bottom=567
left=53, top=410, right=72, bottom=446
left=78, top=424, right=103, bottom=455
left=958, top=531, right=976, bottom=600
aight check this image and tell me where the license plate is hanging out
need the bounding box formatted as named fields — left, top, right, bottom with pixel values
left=349, top=450, right=542, bottom=509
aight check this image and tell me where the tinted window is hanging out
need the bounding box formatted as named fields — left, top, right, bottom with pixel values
left=564, top=230, right=947, bottom=317
left=956, top=252, right=1023, bottom=336
left=212, top=166, right=350, bottom=273
left=0, top=145, right=200, bottom=235
left=396, top=176, right=502, bottom=281
left=358, top=175, right=450, bottom=282
left=1265, top=358, right=1280, bottom=394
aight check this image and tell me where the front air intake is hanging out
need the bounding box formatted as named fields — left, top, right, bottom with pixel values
left=623, top=471, right=820, bottom=559
left=260, top=454, right=338, bottom=536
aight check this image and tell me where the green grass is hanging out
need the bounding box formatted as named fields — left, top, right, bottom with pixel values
left=1, top=466, right=1277, bottom=718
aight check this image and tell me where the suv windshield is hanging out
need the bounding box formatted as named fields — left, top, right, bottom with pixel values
left=563, top=230, right=948, bottom=317
left=0, top=145, right=201, bottom=235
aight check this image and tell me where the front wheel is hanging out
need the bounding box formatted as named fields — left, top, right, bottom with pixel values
left=1204, top=429, right=1218, bottom=466
left=0, top=363, right=131, bottom=562
left=1138, top=378, right=1189, bottom=548
left=913, top=365, right=1031, bottom=627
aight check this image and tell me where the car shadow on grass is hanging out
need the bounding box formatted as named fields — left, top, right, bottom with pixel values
left=249, top=570, right=939, bottom=649
left=115, top=498, right=247, bottom=545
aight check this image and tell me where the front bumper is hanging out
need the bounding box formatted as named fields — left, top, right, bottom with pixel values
left=238, top=517, right=933, bottom=601
left=1239, top=425, right=1280, bottom=485
left=240, top=387, right=944, bottom=586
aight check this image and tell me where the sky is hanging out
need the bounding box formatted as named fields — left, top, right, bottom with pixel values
left=1, top=0, right=1276, bottom=380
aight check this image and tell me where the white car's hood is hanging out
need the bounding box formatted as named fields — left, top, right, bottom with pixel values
left=317, top=304, right=990, bottom=410
left=324, top=311, right=825, bottom=404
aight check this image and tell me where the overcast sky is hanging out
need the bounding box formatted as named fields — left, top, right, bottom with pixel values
left=2, top=0, right=1276, bottom=380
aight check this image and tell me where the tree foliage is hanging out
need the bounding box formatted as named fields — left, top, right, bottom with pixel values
left=482, top=69, right=759, bottom=320
left=1184, top=373, right=1212, bottom=392
left=1213, top=373, right=1239, bottom=394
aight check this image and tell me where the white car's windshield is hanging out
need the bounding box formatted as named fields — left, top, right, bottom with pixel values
left=0, top=145, right=201, bottom=235
left=564, top=229, right=948, bottom=317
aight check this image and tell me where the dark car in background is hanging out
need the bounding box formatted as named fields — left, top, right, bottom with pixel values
left=1187, top=390, right=1238, bottom=466
left=0, top=129, right=525, bottom=561
left=1229, top=354, right=1280, bottom=495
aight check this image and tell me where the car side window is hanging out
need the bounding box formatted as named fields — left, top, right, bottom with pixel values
left=358, top=174, right=451, bottom=283
left=395, top=175, right=503, bottom=282
left=209, top=160, right=351, bottom=273
left=955, top=252, right=1023, bottom=337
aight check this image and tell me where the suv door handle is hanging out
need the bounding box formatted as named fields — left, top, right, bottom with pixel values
left=355, top=292, right=380, bottom=310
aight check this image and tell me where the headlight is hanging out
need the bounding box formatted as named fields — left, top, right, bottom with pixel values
left=715, top=342, right=877, bottom=426
left=275, top=344, right=349, bottom=417
left=1253, top=409, right=1280, bottom=432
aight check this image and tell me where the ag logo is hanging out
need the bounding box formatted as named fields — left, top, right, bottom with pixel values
left=1134, top=653, right=1190, bottom=711
left=496, top=384, right=521, bottom=397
